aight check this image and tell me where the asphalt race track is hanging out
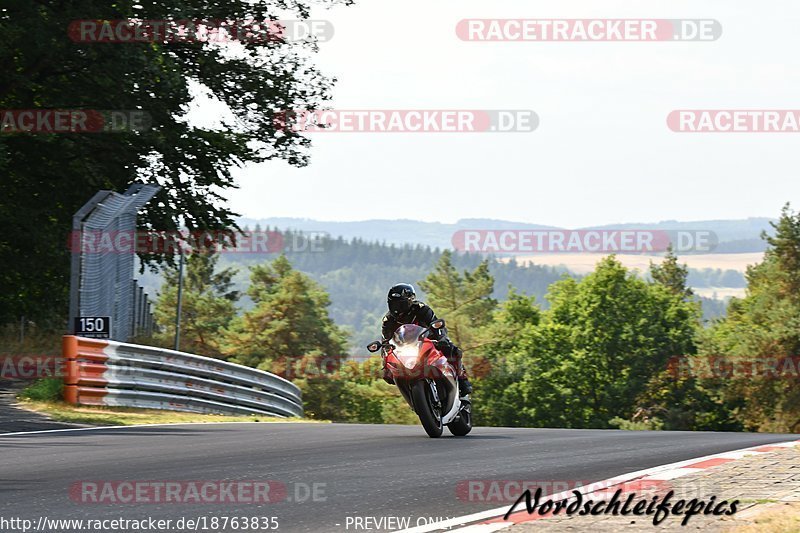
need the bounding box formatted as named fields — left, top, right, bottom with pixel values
left=1, top=423, right=797, bottom=532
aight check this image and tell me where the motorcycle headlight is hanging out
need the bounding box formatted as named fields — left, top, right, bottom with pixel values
left=394, top=345, right=419, bottom=369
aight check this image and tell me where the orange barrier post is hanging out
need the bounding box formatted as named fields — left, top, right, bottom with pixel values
left=62, top=335, right=78, bottom=360
left=64, top=385, right=78, bottom=405
left=62, top=336, right=78, bottom=403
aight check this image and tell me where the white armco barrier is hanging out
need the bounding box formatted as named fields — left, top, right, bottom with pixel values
left=63, top=336, right=303, bottom=418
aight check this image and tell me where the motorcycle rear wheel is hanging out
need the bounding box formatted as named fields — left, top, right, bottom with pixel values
left=412, top=380, right=443, bottom=438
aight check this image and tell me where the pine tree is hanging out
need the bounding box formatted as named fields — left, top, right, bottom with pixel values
left=700, top=203, right=800, bottom=431
left=154, top=252, right=238, bottom=358
left=418, top=250, right=496, bottom=351
left=224, top=255, right=348, bottom=370
left=650, top=245, right=693, bottom=297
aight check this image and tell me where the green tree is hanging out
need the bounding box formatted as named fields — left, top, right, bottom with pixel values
left=418, top=250, right=497, bottom=351
left=295, top=357, right=417, bottom=424
left=699, top=204, right=800, bottom=432
left=153, top=252, right=238, bottom=357
left=0, top=0, right=341, bottom=325
left=549, top=257, right=660, bottom=426
left=650, top=245, right=693, bottom=298
left=621, top=252, right=737, bottom=430
left=476, top=256, right=702, bottom=429
left=472, top=291, right=559, bottom=427
left=225, top=255, right=348, bottom=369
left=762, top=203, right=800, bottom=299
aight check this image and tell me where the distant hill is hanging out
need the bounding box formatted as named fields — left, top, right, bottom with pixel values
left=587, top=218, right=774, bottom=253
left=238, top=217, right=775, bottom=253
left=237, top=217, right=559, bottom=251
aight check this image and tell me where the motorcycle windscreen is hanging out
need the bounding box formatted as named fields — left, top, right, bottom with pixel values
left=392, top=324, right=427, bottom=346
left=392, top=324, right=427, bottom=370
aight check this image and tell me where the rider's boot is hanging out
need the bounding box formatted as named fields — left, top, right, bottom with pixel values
left=457, top=366, right=473, bottom=396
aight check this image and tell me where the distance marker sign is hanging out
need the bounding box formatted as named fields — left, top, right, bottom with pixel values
left=74, top=316, right=111, bottom=338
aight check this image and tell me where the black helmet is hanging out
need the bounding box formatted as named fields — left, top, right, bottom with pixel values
left=387, top=283, right=416, bottom=317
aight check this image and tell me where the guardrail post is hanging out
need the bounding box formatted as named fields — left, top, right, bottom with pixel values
left=63, top=335, right=79, bottom=404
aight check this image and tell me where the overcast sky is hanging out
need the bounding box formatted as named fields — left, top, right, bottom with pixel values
left=217, top=0, right=800, bottom=228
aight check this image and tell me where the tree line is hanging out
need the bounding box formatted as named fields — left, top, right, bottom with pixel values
left=160, top=228, right=729, bottom=355
left=150, top=204, right=800, bottom=432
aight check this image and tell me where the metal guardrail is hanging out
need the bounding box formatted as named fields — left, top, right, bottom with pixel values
left=63, top=336, right=303, bottom=418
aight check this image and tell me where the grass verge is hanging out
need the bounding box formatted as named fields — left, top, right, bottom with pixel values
left=15, top=377, right=324, bottom=427
left=18, top=399, right=325, bottom=427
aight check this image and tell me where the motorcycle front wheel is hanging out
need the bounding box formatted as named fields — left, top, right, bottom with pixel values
left=411, top=380, right=443, bottom=438
left=447, top=399, right=472, bottom=436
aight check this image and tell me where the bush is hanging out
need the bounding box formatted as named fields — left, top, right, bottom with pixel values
left=609, top=416, right=664, bottom=431
left=18, top=378, right=63, bottom=402
left=295, top=359, right=419, bottom=424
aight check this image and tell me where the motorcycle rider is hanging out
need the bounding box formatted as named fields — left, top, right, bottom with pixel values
left=380, top=283, right=473, bottom=395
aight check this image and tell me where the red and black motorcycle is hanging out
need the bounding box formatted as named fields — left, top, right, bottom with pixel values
left=367, top=319, right=472, bottom=438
